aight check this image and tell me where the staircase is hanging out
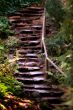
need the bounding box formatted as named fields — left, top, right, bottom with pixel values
left=8, top=6, right=64, bottom=105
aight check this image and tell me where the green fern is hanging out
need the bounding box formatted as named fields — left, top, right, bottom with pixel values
left=0, top=83, right=8, bottom=98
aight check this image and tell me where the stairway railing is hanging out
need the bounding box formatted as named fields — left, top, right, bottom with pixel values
left=41, top=8, right=66, bottom=76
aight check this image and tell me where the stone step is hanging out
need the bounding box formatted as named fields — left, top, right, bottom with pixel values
left=19, top=9, right=43, bottom=13
left=18, top=41, right=40, bottom=46
left=17, top=61, right=40, bottom=66
left=17, top=49, right=41, bottom=54
left=19, top=29, right=33, bottom=34
left=41, top=97, right=63, bottom=104
left=17, top=58, right=42, bottom=63
left=18, top=46, right=41, bottom=50
left=19, top=36, right=40, bottom=41
left=8, top=16, right=21, bottom=20
left=17, top=63, right=42, bottom=68
left=22, top=13, right=42, bottom=16
left=19, top=40, right=40, bottom=44
left=16, top=77, right=46, bottom=84
left=23, top=84, right=51, bottom=90
left=21, top=53, right=38, bottom=57
left=27, top=7, right=44, bottom=11
left=14, top=72, right=45, bottom=77
left=18, top=66, right=40, bottom=72
left=23, top=88, right=63, bottom=96
left=22, top=84, right=64, bottom=92
left=31, top=25, right=42, bottom=30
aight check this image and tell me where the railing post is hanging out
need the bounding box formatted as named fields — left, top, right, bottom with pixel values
left=41, top=6, right=65, bottom=76
left=46, top=59, right=49, bottom=71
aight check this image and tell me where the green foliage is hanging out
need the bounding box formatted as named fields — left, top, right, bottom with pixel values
left=0, top=41, right=8, bottom=63
left=45, top=33, right=68, bottom=56
left=0, top=17, right=13, bottom=40
left=0, top=48, right=23, bottom=97
left=0, top=17, right=15, bottom=63
left=0, top=17, right=9, bottom=39
left=0, top=74, right=23, bottom=97
left=0, top=75, right=23, bottom=96
left=6, top=36, right=19, bottom=48
left=0, top=83, right=8, bottom=98
left=46, top=0, right=65, bottom=24
left=0, top=61, right=16, bottom=75
left=0, top=45, right=4, bottom=50
left=0, top=40, right=23, bottom=97
left=0, top=0, right=42, bottom=15
left=62, top=0, right=73, bottom=87
left=46, top=0, right=73, bottom=88
left=0, top=17, right=9, bottom=29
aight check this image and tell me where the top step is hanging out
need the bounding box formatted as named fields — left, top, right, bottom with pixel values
left=27, top=7, right=44, bottom=11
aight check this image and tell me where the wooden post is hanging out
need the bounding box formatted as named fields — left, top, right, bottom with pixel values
left=41, top=7, right=65, bottom=76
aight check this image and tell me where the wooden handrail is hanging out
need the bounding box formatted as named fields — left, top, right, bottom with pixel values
left=42, top=8, right=66, bottom=77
